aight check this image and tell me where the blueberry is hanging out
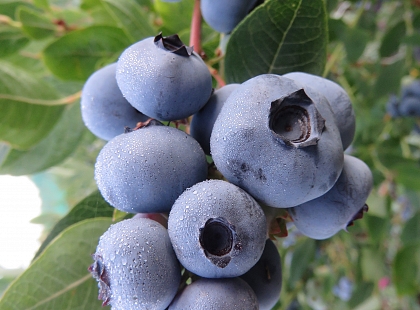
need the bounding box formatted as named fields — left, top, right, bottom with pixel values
left=89, top=217, right=181, bottom=309
left=190, top=84, right=239, bottom=154
left=94, top=121, right=208, bottom=214
left=210, top=74, right=344, bottom=209
left=288, top=154, right=373, bottom=240
left=200, top=0, right=259, bottom=33
left=398, top=95, right=420, bottom=117
left=168, top=179, right=267, bottom=278
left=401, top=80, right=420, bottom=99
left=116, top=33, right=212, bottom=121
left=168, top=277, right=259, bottom=310
left=240, top=239, right=282, bottom=310
left=80, top=63, right=149, bottom=141
left=386, top=94, right=401, bottom=118
left=283, top=71, right=356, bottom=150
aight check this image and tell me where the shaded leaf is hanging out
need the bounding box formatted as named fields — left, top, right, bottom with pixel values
left=0, top=142, right=11, bottom=167
left=34, top=191, right=114, bottom=258
left=401, top=212, right=420, bottom=246
left=0, top=61, right=64, bottom=149
left=360, top=247, right=385, bottom=282
left=392, top=244, right=420, bottom=296
left=374, top=59, right=405, bottom=98
left=0, top=24, right=29, bottom=58
left=0, top=1, right=33, bottom=18
left=364, top=214, right=389, bottom=246
left=0, top=102, right=84, bottom=175
left=342, top=26, right=369, bottom=63
left=0, top=218, right=112, bottom=310
left=154, top=0, right=193, bottom=34
left=225, top=0, right=328, bottom=83
left=42, top=25, right=131, bottom=80
left=288, top=238, right=315, bottom=287
left=103, top=0, right=156, bottom=42
left=393, top=160, right=420, bottom=191
left=379, top=21, right=406, bottom=58
left=348, top=281, right=374, bottom=309
left=17, top=6, right=56, bottom=39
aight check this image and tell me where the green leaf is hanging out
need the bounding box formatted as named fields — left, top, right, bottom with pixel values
left=0, top=142, right=11, bottom=166
left=288, top=238, right=316, bottom=287
left=364, top=214, right=389, bottom=246
left=0, top=61, right=64, bottom=149
left=393, top=160, right=420, bottom=191
left=33, top=0, right=50, bottom=10
left=348, top=281, right=374, bottom=309
left=374, top=59, right=405, bottom=98
left=154, top=0, right=193, bottom=34
left=0, top=218, right=112, bottom=310
left=342, top=26, right=369, bottom=63
left=393, top=244, right=420, bottom=296
left=0, top=1, right=33, bottom=18
left=0, top=24, right=29, bottom=58
left=401, top=212, right=420, bottom=246
left=360, top=247, right=384, bottom=283
left=379, top=21, right=406, bottom=58
left=102, top=0, right=156, bottom=42
left=0, top=102, right=84, bottom=175
left=225, top=0, right=328, bottom=84
left=17, top=6, right=56, bottom=40
left=42, top=25, right=131, bottom=80
left=34, top=191, right=114, bottom=258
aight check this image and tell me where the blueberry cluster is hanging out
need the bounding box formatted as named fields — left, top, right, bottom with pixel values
left=386, top=80, right=420, bottom=118
left=84, top=33, right=372, bottom=309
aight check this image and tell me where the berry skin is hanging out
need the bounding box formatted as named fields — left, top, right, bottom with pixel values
left=210, top=74, right=344, bottom=209
left=168, top=179, right=267, bottom=278
left=80, top=63, right=149, bottom=141
left=190, top=84, right=239, bottom=155
left=168, top=277, right=259, bottom=310
left=116, top=33, right=212, bottom=121
left=283, top=71, right=356, bottom=150
left=240, top=239, right=282, bottom=310
left=401, top=80, right=420, bottom=99
left=200, top=0, right=259, bottom=33
left=288, top=154, right=373, bottom=240
left=94, top=121, right=208, bottom=214
left=386, top=94, right=401, bottom=118
left=398, top=95, right=420, bottom=117
left=89, top=217, right=181, bottom=310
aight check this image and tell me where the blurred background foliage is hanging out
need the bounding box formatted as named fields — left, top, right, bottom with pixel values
left=0, top=0, right=419, bottom=309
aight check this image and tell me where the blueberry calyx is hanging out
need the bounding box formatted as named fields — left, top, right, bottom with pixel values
left=269, top=89, right=325, bottom=148
left=124, top=118, right=164, bottom=133
left=199, top=217, right=241, bottom=268
left=346, top=203, right=369, bottom=228
left=88, top=254, right=111, bottom=306
left=154, top=32, right=193, bottom=57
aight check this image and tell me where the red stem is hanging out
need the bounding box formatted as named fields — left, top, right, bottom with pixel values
left=189, top=0, right=202, bottom=57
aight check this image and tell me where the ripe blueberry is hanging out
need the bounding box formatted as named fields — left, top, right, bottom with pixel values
left=210, top=74, right=344, bottom=208
left=240, top=239, right=282, bottom=310
left=190, top=84, right=239, bottom=155
left=288, top=154, right=373, bottom=240
left=168, top=277, right=259, bottom=309
left=116, top=33, right=212, bottom=121
left=201, top=0, right=259, bottom=33
left=95, top=121, right=208, bottom=214
left=89, top=217, right=181, bottom=309
left=80, top=63, right=149, bottom=141
left=283, top=71, right=356, bottom=150
left=168, top=179, right=267, bottom=278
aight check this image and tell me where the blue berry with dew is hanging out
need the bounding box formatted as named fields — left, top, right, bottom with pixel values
left=94, top=120, right=208, bottom=214
left=89, top=217, right=181, bottom=310
left=168, top=179, right=267, bottom=278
